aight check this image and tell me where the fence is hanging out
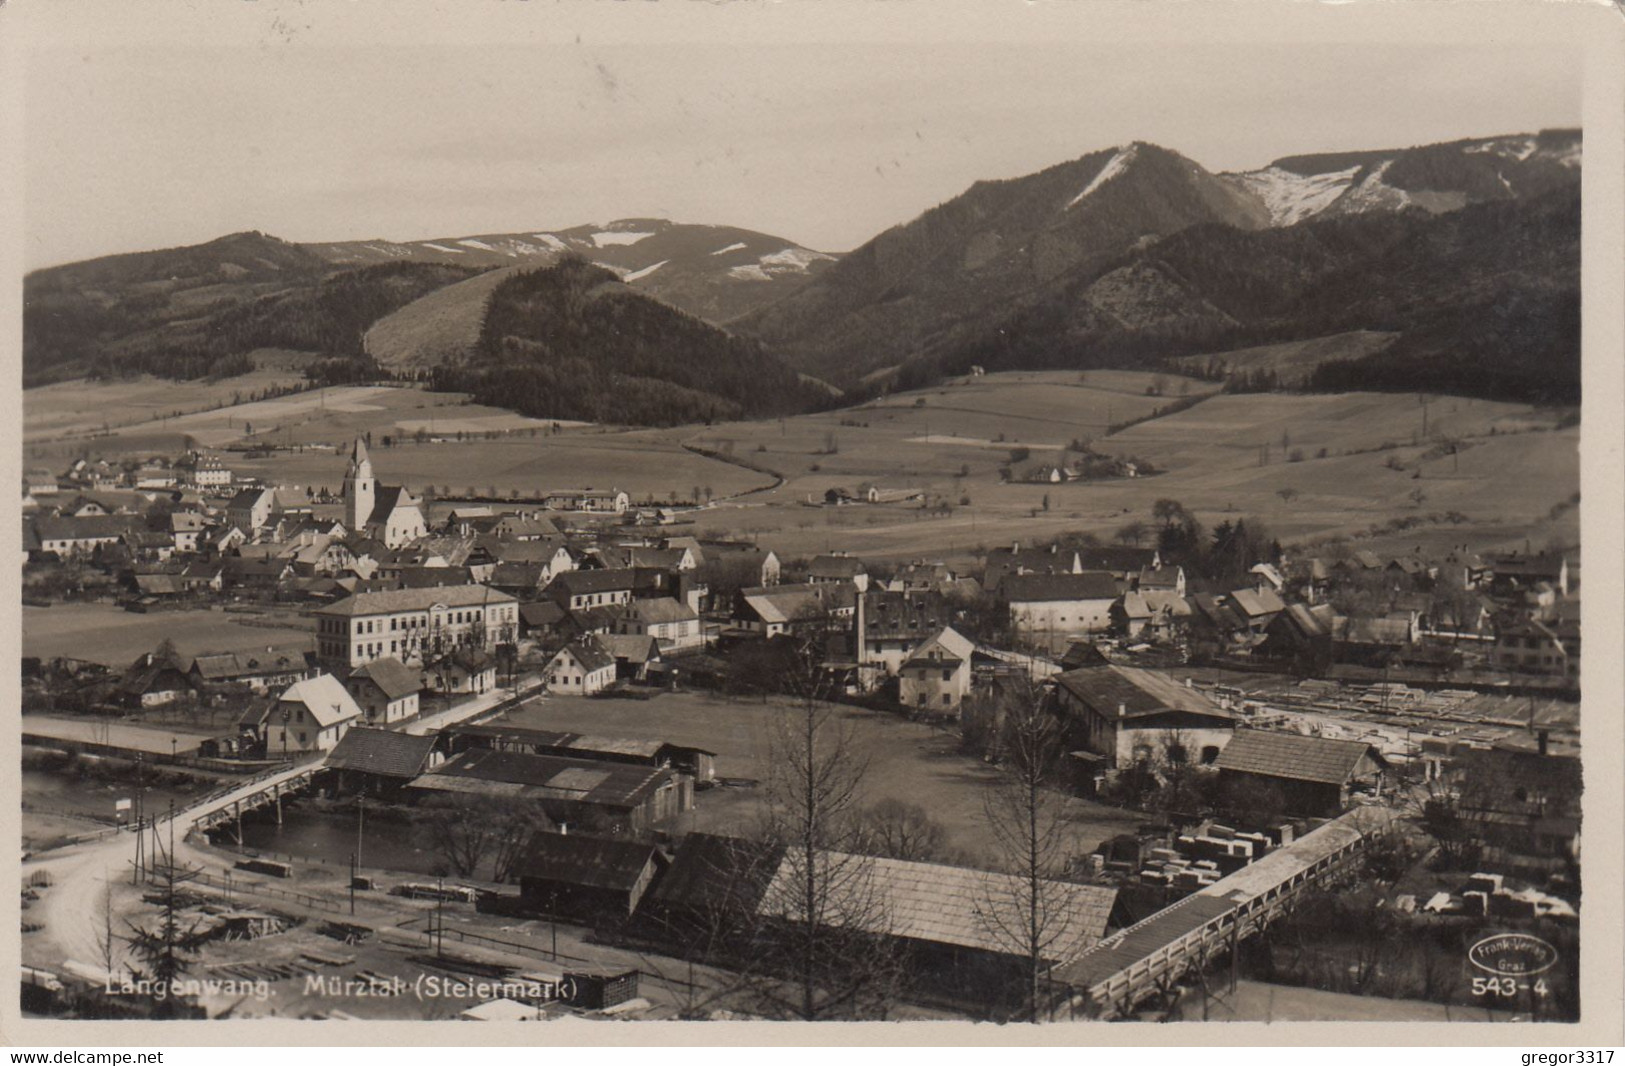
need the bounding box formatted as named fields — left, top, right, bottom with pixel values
left=173, top=867, right=343, bottom=914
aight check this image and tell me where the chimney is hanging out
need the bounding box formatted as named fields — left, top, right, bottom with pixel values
left=1537, top=730, right=1549, bottom=757
left=855, top=592, right=868, bottom=666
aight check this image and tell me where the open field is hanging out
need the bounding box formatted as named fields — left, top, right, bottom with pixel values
left=669, top=378, right=1578, bottom=563
left=496, top=690, right=1143, bottom=866
left=22, top=357, right=313, bottom=445
left=23, top=367, right=1578, bottom=564
left=22, top=603, right=314, bottom=666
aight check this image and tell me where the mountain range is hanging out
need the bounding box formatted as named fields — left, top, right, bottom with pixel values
left=22, top=128, right=1581, bottom=419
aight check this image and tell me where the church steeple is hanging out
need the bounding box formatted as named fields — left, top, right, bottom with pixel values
left=344, top=436, right=376, bottom=531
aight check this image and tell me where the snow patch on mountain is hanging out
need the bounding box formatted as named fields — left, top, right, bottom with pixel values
left=1066, top=145, right=1138, bottom=209
left=421, top=242, right=464, bottom=254
left=711, top=242, right=748, bottom=256
left=1339, top=160, right=1412, bottom=212
left=589, top=230, right=655, bottom=247
left=728, top=264, right=772, bottom=282
left=531, top=234, right=571, bottom=252
left=458, top=238, right=497, bottom=252
left=1467, top=137, right=1537, bottom=162
left=760, top=246, right=834, bottom=271
left=622, top=260, right=668, bottom=283
left=1233, top=165, right=1361, bottom=226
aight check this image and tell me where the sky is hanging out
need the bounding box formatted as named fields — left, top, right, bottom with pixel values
left=10, top=2, right=1586, bottom=270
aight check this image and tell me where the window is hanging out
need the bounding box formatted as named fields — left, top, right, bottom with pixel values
left=942, top=669, right=952, bottom=682
left=942, top=693, right=952, bottom=706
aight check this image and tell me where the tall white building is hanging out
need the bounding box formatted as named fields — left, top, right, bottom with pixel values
left=343, top=437, right=426, bottom=548
left=314, top=584, right=520, bottom=670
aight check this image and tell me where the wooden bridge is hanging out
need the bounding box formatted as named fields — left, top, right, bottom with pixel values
left=1050, top=807, right=1390, bottom=1019
left=192, top=765, right=323, bottom=840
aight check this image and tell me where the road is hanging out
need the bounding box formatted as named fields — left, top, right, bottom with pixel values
left=401, top=676, right=540, bottom=735
left=27, top=760, right=325, bottom=975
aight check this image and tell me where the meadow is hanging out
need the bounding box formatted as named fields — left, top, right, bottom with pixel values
left=22, top=603, right=314, bottom=666
left=498, top=690, right=1144, bottom=866
left=23, top=365, right=1579, bottom=565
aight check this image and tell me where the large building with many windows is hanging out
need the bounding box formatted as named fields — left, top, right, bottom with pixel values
left=314, top=584, right=519, bottom=670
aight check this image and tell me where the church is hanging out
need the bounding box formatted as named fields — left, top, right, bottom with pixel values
left=343, top=437, right=427, bottom=549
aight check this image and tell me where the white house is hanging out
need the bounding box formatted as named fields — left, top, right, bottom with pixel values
left=1053, top=665, right=1236, bottom=770
left=265, top=673, right=363, bottom=753
left=343, top=656, right=422, bottom=726
left=227, top=487, right=278, bottom=533
left=1001, top=572, right=1121, bottom=641
left=613, top=597, right=703, bottom=652
left=898, top=626, right=976, bottom=713
left=545, top=637, right=617, bottom=695
left=313, top=585, right=520, bottom=670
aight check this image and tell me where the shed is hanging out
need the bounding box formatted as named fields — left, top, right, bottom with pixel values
left=515, top=833, right=667, bottom=921
left=1213, top=730, right=1389, bottom=817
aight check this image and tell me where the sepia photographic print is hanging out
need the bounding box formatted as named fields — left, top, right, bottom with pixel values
left=4, top=0, right=1622, bottom=1047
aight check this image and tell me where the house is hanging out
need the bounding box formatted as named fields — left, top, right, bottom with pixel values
left=188, top=651, right=310, bottom=693
left=180, top=452, right=232, bottom=491
left=897, top=626, right=976, bottom=713
left=1248, top=562, right=1286, bottom=592
left=545, top=637, right=617, bottom=695
left=265, top=674, right=364, bottom=754
left=25, top=469, right=60, bottom=496
left=518, top=600, right=569, bottom=641
left=1212, top=730, right=1389, bottom=818
left=704, top=543, right=780, bottom=588
left=168, top=511, right=208, bottom=552
left=1226, top=587, right=1286, bottom=634
left=1001, top=571, right=1121, bottom=641
left=429, top=648, right=499, bottom=695
left=864, top=486, right=925, bottom=504
left=115, top=652, right=195, bottom=709
left=807, top=554, right=868, bottom=590
left=29, top=514, right=142, bottom=557
left=178, top=560, right=226, bottom=594
left=324, top=727, right=441, bottom=796
left=546, top=569, right=638, bottom=613
left=1450, top=742, right=1581, bottom=866
left=597, top=633, right=662, bottom=681
left=342, top=656, right=422, bottom=725
left=1256, top=603, right=1336, bottom=673
left=408, top=748, right=688, bottom=831
left=732, top=582, right=856, bottom=638
left=982, top=543, right=1083, bottom=593
left=541, top=488, right=630, bottom=514
left=1053, top=665, right=1236, bottom=771
left=1331, top=614, right=1416, bottom=666
left=612, top=597, right=702, bottom=652
left=1112, top=590, right=1191, bottom=641
left=1076, top=547, right=1161, bottom=578
left=888, top=562, right=956, bottom=594
left=861, top=590, right=955, bottom=674
left=226, top=488, right=278, bottom=533
left=516, top=834, right=668, bottom=921
left=1489, top=552, right=1571, bottom=599
left=342, top=438, right=427, bottom=549
left=1493, top=616, right=1580, bottom=681
left=1136, top=566, right=1185, bottom=596
left=312, top=585, right=520, bottom=670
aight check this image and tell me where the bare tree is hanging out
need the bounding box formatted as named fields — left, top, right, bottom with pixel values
left=975, top=679, right=1079, bottom=1021
left=751, top=632, right=904, bottom=1020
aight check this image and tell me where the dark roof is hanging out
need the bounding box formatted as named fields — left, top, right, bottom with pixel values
left=413, top=749, right=673, bottom=808
left=1001, top=571, right=1120, bottom=603
left=1059, top=641, right=1112, bottom=669
left=190, top=651, right=306, bottom=681
left=808, top=555, right=866, bottom=579
left=490, top=562, right=547, bottom=589
left=1076, top=547, right=1158, bottom=572
left=647, top=833, right=784, bottom=914
left=549, top=568, right=639, bottom=596
left=519, top=601, right=567, bottom=627
left=1054, top=665, right=1228, bottom=721
left=346, top=656, right=422, bottom=700
left=397, top=566, right=475, bottom=589
left=1213, top=730, right=1385, bottom=785
left=516, top=833, right=662, bottom=892
left=599, top=632, right=661, bottom=664
left=326, top=728, right=438, bottom=779
left=557, top=637, right=615, bottom=674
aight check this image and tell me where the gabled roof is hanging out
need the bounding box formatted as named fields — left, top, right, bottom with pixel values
left=555, top=636, right=615, bottom=674
left=189, top=651, right=306, bottom=681
left=519, top=601, right=567, bottom=627
left=738, top=582, right=855, bottom=625
left=622, top=597, right=697, bottom=625
left=326, top=727, right=437, bottom=779
left=756, top=849, right=1116, bottom=962
left=516, top=833, right=660, bottom=891
left=902, top=626, right=976, bottom=667
left=346, top=656, right=422, bottom=700
left=1228, top=587, right=1285, bottom=619
left=1213, top=730, right=1385, bottom=785
left=1137, top=566, right=1182, bottom=589
left=315, top=584, right=516, bottom=617
left=277, top=673, right=363, bottom=728
left=598, top=632, right=661, bottom=664
left=1001, top=571, right=1120, bottom=603
left=549, top=568, right=639, bottom=596
left=808, top=554, right=866, bottom=579
left=1054, top=665, right=1230, bottom=722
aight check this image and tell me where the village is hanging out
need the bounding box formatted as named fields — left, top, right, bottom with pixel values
left=18, top=432, right=1582, bottom=1022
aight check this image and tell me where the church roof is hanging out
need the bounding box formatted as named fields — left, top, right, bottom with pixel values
left=351, top=437, right=370, bottom=465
